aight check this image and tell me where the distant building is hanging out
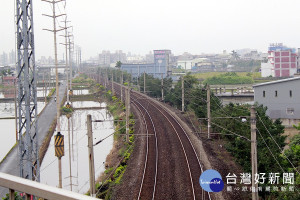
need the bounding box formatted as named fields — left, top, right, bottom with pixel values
left=261, top=63, right=274, bottom=77
left=121, top=50, right=171, bottom=78
left=99, top=50, right=111, bottom=66
left=154, top=50, right=171, bottom=76
left=120, top=63, right=156, bottom=77
left=177, top=60, right=193, bottom=70
left=2, top=76, right=16, bottom=86
left=253, top=77, right=300, bottom=126
left=261, top=43, right=297, bottom=77
left=0, top=52, right=8, bottom=66
left=177, top=58, right=211, bottom=71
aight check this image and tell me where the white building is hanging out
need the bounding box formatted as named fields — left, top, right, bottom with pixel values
left=261, top=63, right=274, bottom=77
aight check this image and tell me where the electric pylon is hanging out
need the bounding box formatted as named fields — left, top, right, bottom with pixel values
left=16, top=0, right=40, bottom=181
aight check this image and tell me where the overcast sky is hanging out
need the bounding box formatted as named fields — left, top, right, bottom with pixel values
left=1, top=0, right=300, bottom=60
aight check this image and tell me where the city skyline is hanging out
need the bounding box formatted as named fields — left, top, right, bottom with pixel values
left=1, top=0, right=300, bottom=60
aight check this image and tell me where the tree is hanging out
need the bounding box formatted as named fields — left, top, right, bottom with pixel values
left=165, top=74, right=197, bottom=109
left=115, top=61, right=122, bottom=69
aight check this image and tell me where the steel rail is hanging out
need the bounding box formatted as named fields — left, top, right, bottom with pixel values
left=111, top=81, right=158, bottom=200
left=146, top=98, right=212, bottom=200
left=132, top=93, right=196, bottom=200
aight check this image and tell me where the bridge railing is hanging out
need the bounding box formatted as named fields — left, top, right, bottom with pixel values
left=0, top=172, right=98, bottom=200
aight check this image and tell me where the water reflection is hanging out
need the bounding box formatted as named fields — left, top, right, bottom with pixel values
left=73, top=89, right=89, bottom=95
left=0, top=101, right=46, bottom=161
left=40, top=102, right=114, bottom=193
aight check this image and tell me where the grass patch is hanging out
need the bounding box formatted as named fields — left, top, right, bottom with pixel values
left=193, top=71, right=261, bottom=80
left=94, top=83, right=135, bottom=200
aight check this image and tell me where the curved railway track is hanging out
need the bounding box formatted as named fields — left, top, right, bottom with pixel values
left=108, top=81, right=212, bottom=200
left=132, top=99, right=158, bottom=200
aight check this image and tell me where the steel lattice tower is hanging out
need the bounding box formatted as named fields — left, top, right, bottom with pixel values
left=16, top=0, right=40, bottom=181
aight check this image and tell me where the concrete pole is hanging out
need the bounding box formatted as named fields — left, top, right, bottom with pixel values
left=181, top=76, right=184, bottom=112
left=58, top=158, right=62, bottom=188
left=64, top=19, right=69, bottom=103
left=121, top=71, right=123, bottom=102
left=104, top=70, right=107, bottom=91
left=161, top=73, right=164, bottom=101
left=144, top=72, right=146, bottom=94
left=66, top=67, right=69, bottom=102
left=250, top=106, right=259, bottom=200
left=69, top=36, right=72, bottom=92
left=68, top=117, right=72, bottom=191
left=52, top=1, right=61, bottom=134
left=126, top=84, right=130, bottom=142
left=112, top=72, right=114, bottom=95
left=87, top=115, right=96, bottom=197
left=207, top=85, right=211, bottom=140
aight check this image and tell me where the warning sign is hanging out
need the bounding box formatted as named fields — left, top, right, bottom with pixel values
left=55, top=132, right=64, bottom=158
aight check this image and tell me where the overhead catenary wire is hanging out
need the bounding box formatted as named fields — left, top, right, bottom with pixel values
left=104, top=70, right=298, bottom=178
left=256, top=114, right=300, bottom=176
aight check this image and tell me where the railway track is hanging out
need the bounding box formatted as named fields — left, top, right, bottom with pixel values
left=107, top=80, right=212, bottom=200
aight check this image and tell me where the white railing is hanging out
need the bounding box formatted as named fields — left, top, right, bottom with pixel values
left=0, top=172, right=98, bottom=200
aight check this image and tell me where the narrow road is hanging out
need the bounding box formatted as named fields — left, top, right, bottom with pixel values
left=0, top=81, right=67, bottom=197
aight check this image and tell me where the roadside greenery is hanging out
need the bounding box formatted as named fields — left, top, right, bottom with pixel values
left=2, top=192, right=22, bottom=200
left=203, top=72, right=254, bottom=85
left=72, top=74, right=94, bottom=84
left=60, top=105, right=73, bottom=115
left=229, top=59, right=261, bottom=71
left=47, top=88, right=55, bottom=98
left=94, top=83, right=135, bottom=200
left=136, top=73, right=172, bottom=98
left=193, top=71, right=261, bottom=80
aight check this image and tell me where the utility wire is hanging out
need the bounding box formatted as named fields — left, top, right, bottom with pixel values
left=257, top=114, right=300, bottom=175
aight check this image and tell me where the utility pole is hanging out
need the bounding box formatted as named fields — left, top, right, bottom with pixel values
left=42, top=0, right=66, bottom=188
left=207, top=85, right=211, bottom=140
left=16, top=0, right=39, bottom=182
left=111, top=72, right=114, bottom=95
left=87, top=115, right=96, bottom=197
left=121, top=71, right=123, bottom=102
left=104, top=69, right=107, bottom=90
left=250, top=106, right=258, bottom=200
left=126, top=83, right=130, bottom=142
left=181, top=76, right=184, bottom=112
left=67, top=116, right=73, bottom=191
left=69, top=35, right=73, bottom=95
left=60, top=17, right=71, bottom=102
left=161, top=73, right=164, bottom=101
left=143, top=72, right=146, bottom=94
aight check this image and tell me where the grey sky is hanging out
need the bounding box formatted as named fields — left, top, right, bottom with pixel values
left=1, top=0, right=300, bottom=60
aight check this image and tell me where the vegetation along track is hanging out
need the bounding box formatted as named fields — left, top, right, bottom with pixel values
left=109, top=81, right=212, bottom=200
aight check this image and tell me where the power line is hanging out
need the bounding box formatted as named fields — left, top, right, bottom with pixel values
left=257, top=114, right=300, bottom=176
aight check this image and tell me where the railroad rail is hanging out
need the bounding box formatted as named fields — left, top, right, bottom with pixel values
left=105, top=79, right=212, bottom=199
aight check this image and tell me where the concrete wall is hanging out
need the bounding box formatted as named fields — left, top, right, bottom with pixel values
left=254, top=78, right=300, bottom=120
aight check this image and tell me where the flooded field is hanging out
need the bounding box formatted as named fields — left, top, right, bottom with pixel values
left=0, top=87, right=51, bottom=99
left=40, top=101, right=114, bottom=193
left=0, top=102, right=45, bottom=160
left=0, top=86, right=114, bottom=194
left=73, top=89, right=89, bottom=95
